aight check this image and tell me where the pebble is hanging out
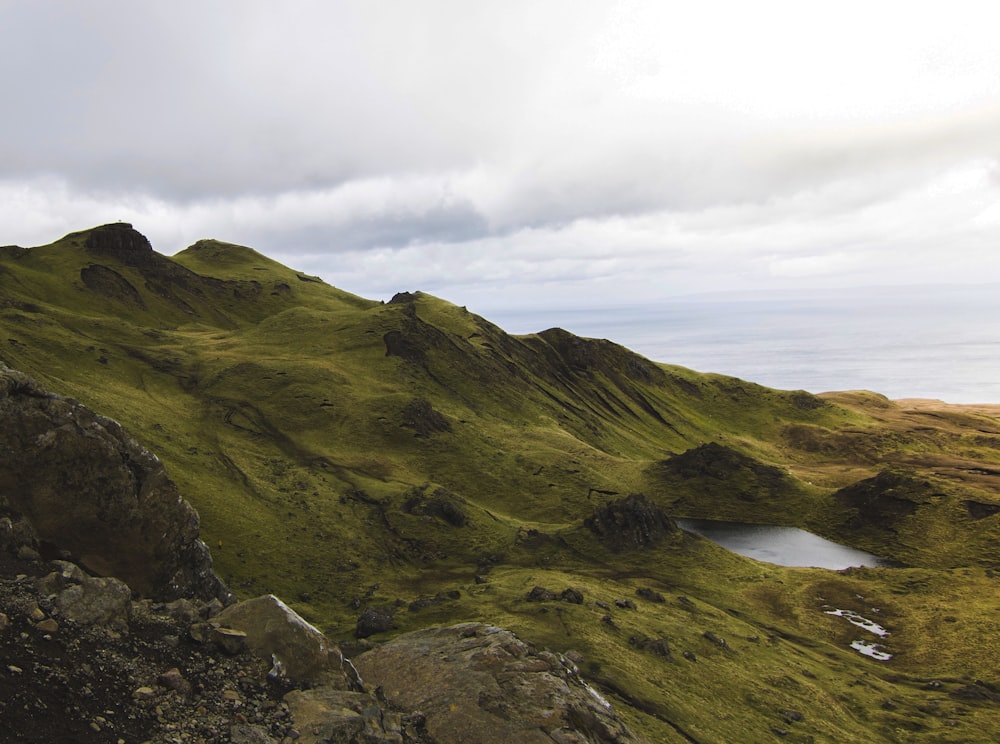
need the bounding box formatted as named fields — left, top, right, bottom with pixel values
left=133, top=686, right=157, bottom=700
left=158, top=667, right=192, bottom=694
left=35, top=618, right=60, bottom=634
left=7, top=665, right=23, bottom=674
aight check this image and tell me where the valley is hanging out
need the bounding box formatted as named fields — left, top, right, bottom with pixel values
left=2, top=223, right=1000, bottom=742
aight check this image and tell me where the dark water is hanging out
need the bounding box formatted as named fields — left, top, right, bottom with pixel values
left=487, top=286, right=1000, bottom=404
left=676, top=519, right=892, bottom=569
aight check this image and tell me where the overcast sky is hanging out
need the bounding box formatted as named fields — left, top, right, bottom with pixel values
left=2, top=1, right=999, bottom=314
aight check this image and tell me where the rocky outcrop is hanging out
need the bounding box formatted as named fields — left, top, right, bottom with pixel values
left=353, top=623, right=641, bottom=744
left=0, top=363, right=231, bottom=604
left=653, top=442, right=793, bottom=503
left=833, top=470, right=938, bottom=531
left=399, top=398, right=452, bottom=437
left=584, top=493, right=675, bottom=552
left=0, top=366, right=642, bottom=743
left=964, top=500, right=1000, bottom=520
left=84, top=222, right=154, bottom=264
left=5, top=546, right=637, bottom=744
left=536, top=327, right=666, bottom=384
left=0, top=547, right=295, bottom=743
left=214, top=594, right=357, bottom=687
left=401, top=485, right=466, bottom=525
left=283, top=688, right=408, bottom=744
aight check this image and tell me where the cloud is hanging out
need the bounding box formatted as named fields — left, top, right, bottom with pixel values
left=2, top=1, right=1000, bottom=311
left=768, top=253, right=860, bottom=278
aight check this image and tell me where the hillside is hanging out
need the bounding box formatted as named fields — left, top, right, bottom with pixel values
left=3, top=223, right=1000, bottom=742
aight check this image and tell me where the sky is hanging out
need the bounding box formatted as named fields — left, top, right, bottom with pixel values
left=2, top=0, right=999, bottom=315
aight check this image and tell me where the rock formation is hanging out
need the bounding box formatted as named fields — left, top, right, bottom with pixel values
left=584, top=493, right=675, bottom=551
left=214, top=594, right=358, bottom=687
left=353, top=623, right=640, bottom=744
left=0, top=363, right=231, bottom=603
left=0, top=362, right=642, bottom=742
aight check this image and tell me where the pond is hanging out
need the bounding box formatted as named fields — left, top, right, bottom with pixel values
left=675, top=519, right=893, bottom=569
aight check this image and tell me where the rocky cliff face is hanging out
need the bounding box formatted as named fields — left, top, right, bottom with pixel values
left=0, top=363, right=231, bottom=604
left=0, top=364, right=642, bottom=743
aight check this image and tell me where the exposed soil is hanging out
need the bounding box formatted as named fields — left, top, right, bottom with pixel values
left=0, top=550, right=298, bottom=744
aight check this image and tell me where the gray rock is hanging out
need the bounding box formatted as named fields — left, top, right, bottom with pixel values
left=560, top=588, right=584, bottom=604
left=35, top=617, right=59, bottom=634
left=157, top=667, right=192, bottom=694
left=231, top=723, right=279, bottom=744
left=0, top=363, right=232, bottom=604
left=635, top=587, right=665, bottom=603
left=354, top=623, right=641, bottom=744
left=355, top=605, right=395, bottom=639
left=702, top=630, right=727, bottom=648
left=283, top=688, right=403, bottom=744
left=189, top=621, right=213, bottom=643
left=212, top=626, right=248, bottom=655
left=51, top=573, right=132, bottom=630
left=37, top=561, right=132, bottom=629
left=526, top=586, right=557, bottom=602
left=163, top=597, right=201, bottom=623
left=215, top=594, right=354, bottom=687
left=35, top=559, right=87, bottom=595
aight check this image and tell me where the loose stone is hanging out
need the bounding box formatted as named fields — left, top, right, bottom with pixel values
left=35, top=618, right=59, bottom=634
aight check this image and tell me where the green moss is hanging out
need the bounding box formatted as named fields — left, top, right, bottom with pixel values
left=3, top=224, right=1000, bottom=741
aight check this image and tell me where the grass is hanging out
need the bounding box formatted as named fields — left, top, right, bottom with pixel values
left=3, top=224, right=1000, bottom=741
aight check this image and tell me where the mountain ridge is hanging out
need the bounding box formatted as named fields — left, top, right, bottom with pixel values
left=3, top=223, right=1000, bottom=741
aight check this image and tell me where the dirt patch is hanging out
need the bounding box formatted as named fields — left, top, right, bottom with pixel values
left=0, top=551, right=295, bottom=743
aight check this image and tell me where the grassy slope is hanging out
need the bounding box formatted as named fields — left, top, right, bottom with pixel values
left=3, top=225, right=1000, bottom=742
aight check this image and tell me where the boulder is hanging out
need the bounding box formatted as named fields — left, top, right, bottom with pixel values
left=355, top=605, right=396, bottom=639
left=283, top=688, right=403, bottom=744
left=353, top=623, right=640, bottom=744
left=214, top=594, right=354, bottom=687
left=526, top=586, right=557, bottom=602
left=560, top=587, right=584, bottom=604
left=0, top=363, right=232, bottom=604
left=37, top=560, right=132, bottom=630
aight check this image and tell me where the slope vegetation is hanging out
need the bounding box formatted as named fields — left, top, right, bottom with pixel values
left=3, top=224, right=1000, bottom=742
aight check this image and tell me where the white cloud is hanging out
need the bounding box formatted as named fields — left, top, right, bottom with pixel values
left=768, top=253, right=860, bottom=278
left=1, top=1, right=1000, bottom=312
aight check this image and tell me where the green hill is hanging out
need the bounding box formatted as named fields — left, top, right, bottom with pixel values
left=3, top=223, right=1000, bottom=742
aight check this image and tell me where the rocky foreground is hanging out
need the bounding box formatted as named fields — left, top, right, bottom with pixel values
left=0, top=364, right=639, bottom=743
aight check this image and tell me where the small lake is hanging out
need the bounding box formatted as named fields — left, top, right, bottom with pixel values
left=676, top=519, right=893, bottom=569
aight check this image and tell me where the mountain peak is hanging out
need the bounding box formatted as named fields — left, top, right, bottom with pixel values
left=83, top=222, right=155, bottom=267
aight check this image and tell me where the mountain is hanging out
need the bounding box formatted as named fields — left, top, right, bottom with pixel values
left=2, top=223, right=1000, bottom=742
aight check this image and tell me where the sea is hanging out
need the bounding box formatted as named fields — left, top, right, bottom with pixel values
left=485, top=285, right=1000, bottom=405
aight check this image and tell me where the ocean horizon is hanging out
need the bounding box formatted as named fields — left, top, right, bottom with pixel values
left=484, top=285, right=1000, bottom=405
